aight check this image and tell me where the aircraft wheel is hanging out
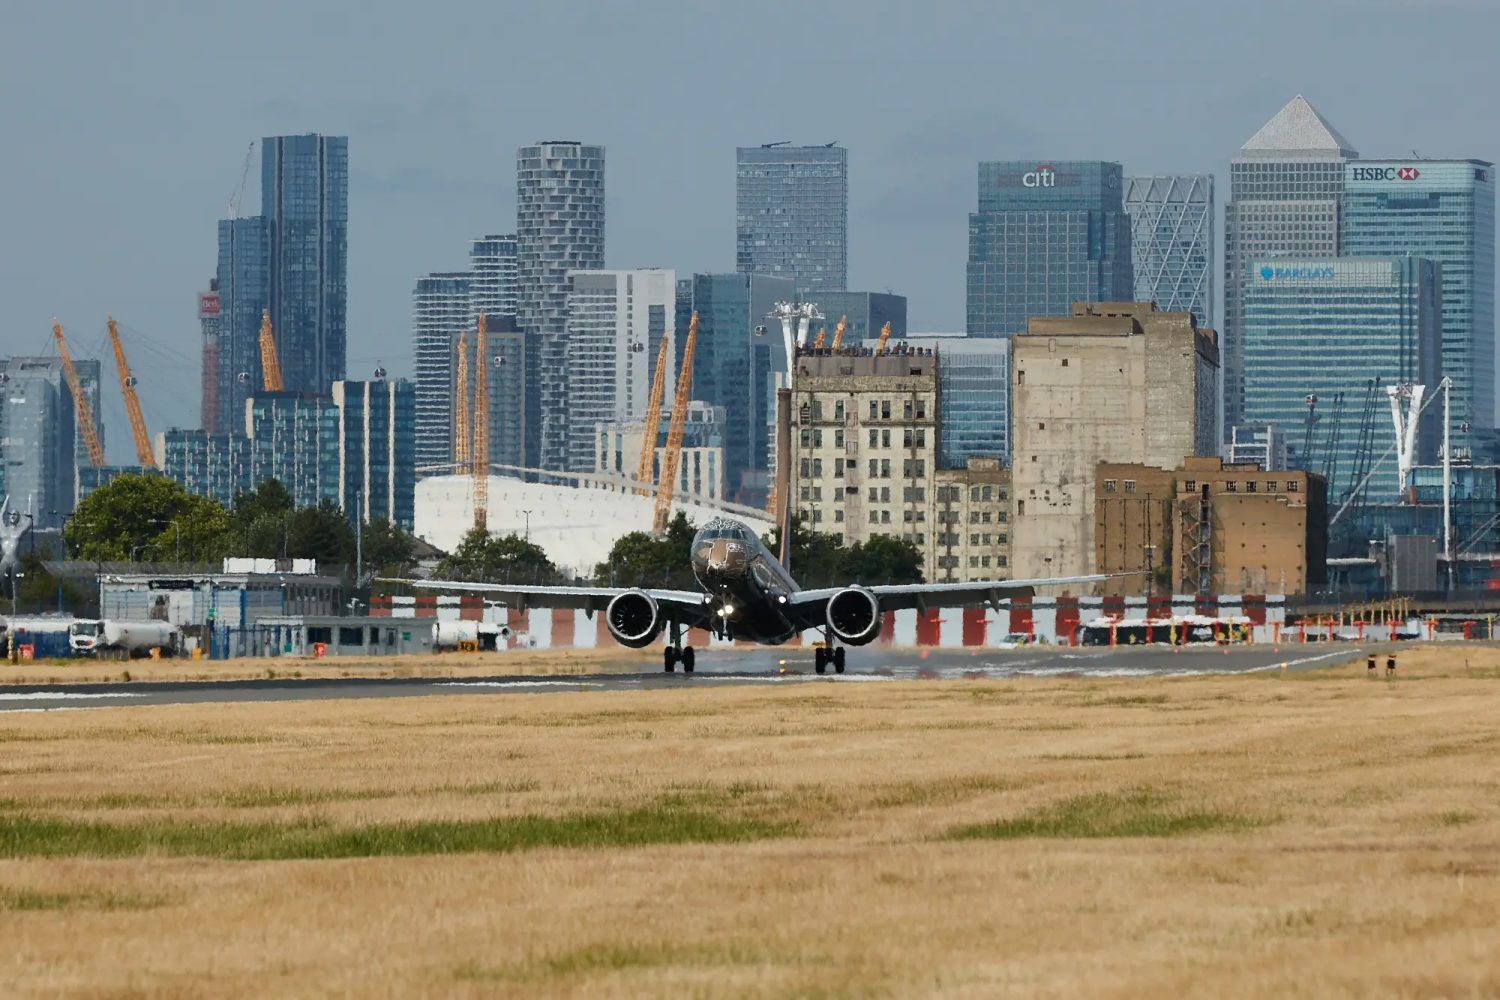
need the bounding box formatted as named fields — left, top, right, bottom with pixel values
left=681, top=646, right=695, bottom=673
left=814, top=647, right=827, bottom=675
left=833, top=647, right=845, bottom=674
left=663, top=646, right=677, bottom=673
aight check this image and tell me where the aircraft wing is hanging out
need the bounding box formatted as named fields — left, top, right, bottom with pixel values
left=376, top=578, right=710, bottom=620
left=789, top=575, right=1109, bottom=613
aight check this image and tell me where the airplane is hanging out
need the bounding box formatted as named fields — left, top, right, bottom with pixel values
left=383, top=516, right=1104, bottom=675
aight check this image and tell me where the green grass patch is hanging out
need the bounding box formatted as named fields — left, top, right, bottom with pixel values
left=0, top=802, right=795, bottom=860
left=943, top=789, right=1263, bottom=840
left=0, top=888, right=168, bottom=912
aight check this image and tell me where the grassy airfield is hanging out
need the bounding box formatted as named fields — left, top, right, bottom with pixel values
left=1, top=647, right=1497, bottom=996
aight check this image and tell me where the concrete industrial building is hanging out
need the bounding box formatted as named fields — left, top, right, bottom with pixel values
left=1124, top=175, right=1214, bottom=329
left=516, top=141, right=605, bottom=471
left=1223, top=95, right=1357, bottom=437
left=564, top=269, right=676, bottom=472
left=1094, top=458, right=1327, bottom=596
left=736, top=145, right=848, bottom=292
left=931, top=458, right=1013, bottom=582
left=1010, top=303, right=1219, bottom=581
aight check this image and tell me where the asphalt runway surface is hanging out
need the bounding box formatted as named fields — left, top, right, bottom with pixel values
left=0, top=644, right=1366, bottom=713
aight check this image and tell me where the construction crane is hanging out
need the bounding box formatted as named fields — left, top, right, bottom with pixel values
left=874, top=321, right=893, bottom=352
left=635, top=331, right=672, bottom=497
left=652, top=312, right=698, bottom=533
left=258, top=310, right=284, bottom=391
left=106, top=317, right=156, bottom=468
left=1344, top=378, right=1382, bottom=510
left=472, top=313, right=490, bottom=530
left=453, top=327, right=470, bottom=472
left=1320, top=391, right=1345, bottom=495
left=829, top=315, right=848, bottom=350
left=51, top=321, right=105, bottom=468
left=812, top=326, right=827, bottom=350
left=1300, top=394, right=1320, bottom=472
left=226, top=142, right=254, bottom=219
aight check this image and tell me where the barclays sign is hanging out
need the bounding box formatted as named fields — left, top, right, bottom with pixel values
left=1259, top=265, right=1336, bottom=281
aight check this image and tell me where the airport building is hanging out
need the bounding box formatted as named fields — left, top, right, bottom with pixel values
left=1124, top=175, right=1214, bottom=329
left=1223, top=95, right=1357, bottom=436
left=1240, top=257, right=1443, bottom=503
left=736, top=144, right=848, bottom=292
left=1010, top=303, right=1219, bottom=581
left=1341, top=159, right=1495, bottom=438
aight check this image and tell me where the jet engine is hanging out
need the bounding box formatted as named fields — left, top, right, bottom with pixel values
left=825, top=586, right=882, bottom=646
left=605, top=590, right=662, bottom=648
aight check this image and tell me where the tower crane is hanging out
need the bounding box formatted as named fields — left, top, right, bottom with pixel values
left=1321, top=391, right=1345, bottom=496
left=829, top=314, right=848, bottom=350
left=453, top=327, right=470, bottom=472
left=472, top=313, right=490, bottom=530
left=258, top=310, right=284, bottom=391
left=812, top=326, right=827, bottom=350
left=51, top=321, right=105, bottom=468
left=106, top=316, right=156, bottom=468
left=652, top=312, right=698, bottom=533
left=874, top=321, right=893, bottom=352
left=635, top=331, right=672, bottom=497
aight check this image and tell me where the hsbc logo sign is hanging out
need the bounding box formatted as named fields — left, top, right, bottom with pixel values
left=1351, top=165, right=1422, bottom=182
left=1022, top=164, right=1056, bottom=188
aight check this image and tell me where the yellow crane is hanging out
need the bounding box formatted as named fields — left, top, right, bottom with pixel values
left=51, top=321, right=105, bottom=468
left=635, top=330, right=672, bottom=497
left=830, top=315, right=848, bottom=350
left=453, top=327, right=470, bottom=472
left=874, top=321, right=893, bottom=352
left=472, top=313, right=490, bottom=529
left=258, top=310, right=284, bottom=391
left=106, top=316, right=156, bottom=468
left=812, top=326, right=826, bottom=350
left=652, top=312, right=698, bottom=533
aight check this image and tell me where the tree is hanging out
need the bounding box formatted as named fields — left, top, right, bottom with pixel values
left=285, top=501, right=356, bottom=565
left=434, top=528, right=560, bottom=584
left=230, top=479, right=296, bottom=557
left=845, top=534, right=924, bottom=585
left=762, top=515, right=849, bottom=588
left=360, top=517, right=419, bottom=577
left=594, top=512, right=696, bottom=588
left=63, top=474, right=228, bottom=561
left=145, top=494, right=234, bottom=564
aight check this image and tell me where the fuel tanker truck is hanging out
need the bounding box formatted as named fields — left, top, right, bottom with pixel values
left=69, top=620, right=180, bottom=657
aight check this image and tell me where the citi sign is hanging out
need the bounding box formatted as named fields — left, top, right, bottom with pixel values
left=1022, top=164, right=1057, bottom=188
left=1352, top=165, right=1421, bottom=182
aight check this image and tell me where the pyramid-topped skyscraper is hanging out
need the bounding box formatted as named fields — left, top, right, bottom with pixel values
left=1223, top=96, right=1359, bottom=437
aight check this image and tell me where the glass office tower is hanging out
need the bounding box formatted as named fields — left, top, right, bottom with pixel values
left=214, top=216, right=268, bottom=435
left=736, top=145, right=848, bottom=292
left=797, top=291, right=906, bottom=344
left=333, top=379, right=417, bottom=530
left=901, top=336, right=1011, bottom=467
left=262, top=134, right=349, bottom=395
left=1224, top=96, right=1357, bottom=437
left=1342, top=160, right=1496, bottom=439
left=1125, top=175, right=1214, bottom=329
left=1242, top=257, right=1441, bottom=503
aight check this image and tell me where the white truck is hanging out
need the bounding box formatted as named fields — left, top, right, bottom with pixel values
left=433, top=620, right=510, bottom=651
left=69, top=620, right=181, bottom=657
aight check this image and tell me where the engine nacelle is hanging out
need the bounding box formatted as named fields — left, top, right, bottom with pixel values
left=605, top=590, right=663, bottom=648
left=825, top=586, right=882, bottom=646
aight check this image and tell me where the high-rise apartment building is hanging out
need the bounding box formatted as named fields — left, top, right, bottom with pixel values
left=246, top=392, right=340, bottom=510
left=411, top=272, right=472, bottom=473
left=563, top=269, right=676, bottom=472
left=157, top=429, right=252, bottom=507
left=1010, top=303, right=1219, bottom=580
left=1125, top=175, right=1214, bottom=328
left=676, top=273, right=795, bottom=503
left=213, top=216, right=269, bottom=435
left=1224, top=96, right=1357, bottom=436
left=470, top=234, right=519, bottom=322
left=481, top=318, right=528, bottom=474
left=516, top=141, right=605, bottom=470
left=198, top=283, right=223, bottom=434
left=1241, top=257, right=1443, bottom=503
left=262, top=134, right=348, bottom=395
left=1342, top=160, right=1496, bottom=436
left=597, top=401, right=727, bottom=501
left=797, top=291, right=905, bottom=344
left=736, top=145, right=848, bottom=292
left=0, top=356, right=96, bottom=529
left=332, top=379, right=416, bottom=530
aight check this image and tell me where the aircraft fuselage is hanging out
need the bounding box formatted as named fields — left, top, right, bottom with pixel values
left=689, top=517, right=801, bottom=644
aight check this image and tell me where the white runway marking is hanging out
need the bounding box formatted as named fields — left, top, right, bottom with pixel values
left=0, top=691, right=143, bottom=701
left=437, top=680, right=605, bottom=690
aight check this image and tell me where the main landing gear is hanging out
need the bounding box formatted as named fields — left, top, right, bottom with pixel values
left=813, top=644, right=845, bottom=675
left=663, top=645, right=695, bottom=673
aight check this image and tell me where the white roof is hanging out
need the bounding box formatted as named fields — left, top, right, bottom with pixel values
left=1239, top=95, right=1357, bottom=158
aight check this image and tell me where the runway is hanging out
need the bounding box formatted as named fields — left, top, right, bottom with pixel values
left=0, top=644, right=1363, bottom=713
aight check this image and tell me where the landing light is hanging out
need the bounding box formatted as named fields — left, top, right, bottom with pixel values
left=720, top=604, right=735, bottom=617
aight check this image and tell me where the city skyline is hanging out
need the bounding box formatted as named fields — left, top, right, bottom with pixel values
left=4, top=3, right=1498, bottom=460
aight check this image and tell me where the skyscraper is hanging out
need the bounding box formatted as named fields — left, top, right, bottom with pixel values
left=563, top=269, right=676, bottom=473
left=198, top=282, right=222, bottom=434
left=262, top=134, right=348, bottom=395
left=246, top=392, right=340, bottom=510
left=212, top=216, right=268, bottom=435
left=1125, top=175, right=1215, bottom=328
left=736, top=145, right=848, bottom=292
left=158, top=429, right=251, bottom=507
left=797, top=291, right=906, bottom=344
left=470, top=234, right=519, bottom=322
left=676, top=273, right=794, bottom=503
left=1224, top=96, right=1357, bottom=437
left=0, top=356, right=102, bottom=528
left=966, top=160, right=1134, bottom=338
left=333, top=378, right=417, bottom=530
left=411, top=272, right=471, bottom=473
left=516, top=141, right=605, bottom=471
left=1342, top=160, right=1496, bottom=437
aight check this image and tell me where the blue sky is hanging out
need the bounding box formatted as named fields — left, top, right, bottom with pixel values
left=2, top=0, right=1496, bottom=460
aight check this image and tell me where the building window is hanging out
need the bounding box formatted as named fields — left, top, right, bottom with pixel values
left=1267, top=480, right=1278, bottom=493
left=812, top=459, right=822, bottom=477
left=834, top=429, right=844, bottom=448
left=1060, top=358, right=1069, bottom=367
left=981, top=486, right=992, bottom=502
left=800, top=486, right=810, bottom=501
left=881, top=401, right=891, bottom=420
left=868, top=401, right=878, bottom=421
left=869, top=511, right=878, bottom=525
left=882, top=510, right=891, bottom=524
left=835, top=458, right=844, bottom=478
left=1184, top=480, right=1196, bottom=492
left=916, top=401, right=927, bottom=419
left=868, top=459, right=878, bottom=477
left=835, top=509, right=844, bottom=523
left=969, top=556, right=979, bottom=568
left=800, top=429, right=811, bottom=447
left=882, top=429, right=891, bottom=447
left=971, top=486, right=980, bottom=502
left=813, top=429, right=823, bottom=448
left=1287, top=480, right=1300, bottom=492
left=1017, top=370, right=1025, bottom=385
left=1104, top=479, right=1118, bottom=493
left=881, top=487, right=891, bottom=502
left=904, top=399, right=914, bottom=420
left=881, top=459, right=891, bottom=478
left=834, top=400, right=845, bottom=421
left=868, top=487, right=878, bottom=502
left=1247, top=480, right=1257, bottom=493
left=1124, top=480, right=1136, bottom=493
left=1225, top=481, right=1238, bottom=493
left=868, top=429, right=878, bottom=448
left=970, top=533, right=979, bottom=545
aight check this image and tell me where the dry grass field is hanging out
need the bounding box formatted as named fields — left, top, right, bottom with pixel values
left=2, top=648, right=1498, bottom=997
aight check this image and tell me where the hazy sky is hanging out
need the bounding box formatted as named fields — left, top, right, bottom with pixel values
left=3, top=0, right=1497, bottom=461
